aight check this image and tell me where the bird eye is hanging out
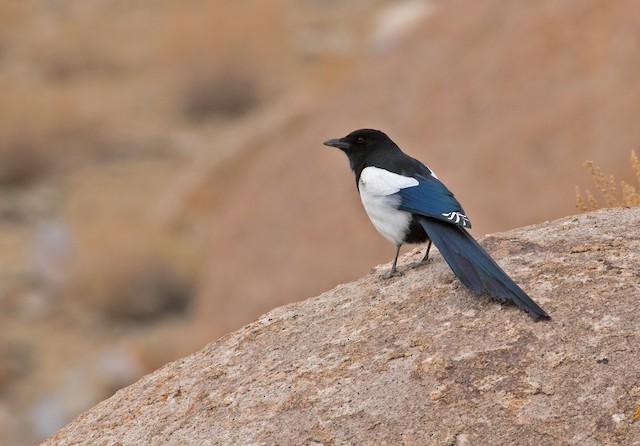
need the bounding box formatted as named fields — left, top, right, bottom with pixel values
left=357, top=137, right=364, bottom=144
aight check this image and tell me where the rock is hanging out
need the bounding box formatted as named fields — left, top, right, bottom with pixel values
left=42, top=208, right=640, bottom=445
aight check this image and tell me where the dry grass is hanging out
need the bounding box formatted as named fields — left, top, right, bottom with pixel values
left=576, top=150, right=640, bottom=211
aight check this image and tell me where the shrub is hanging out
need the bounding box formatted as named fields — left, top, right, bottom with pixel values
left=576, top=150, right=640, bottom=211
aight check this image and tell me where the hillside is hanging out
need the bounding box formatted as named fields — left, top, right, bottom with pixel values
left=43, top=208, right=640, bottom=445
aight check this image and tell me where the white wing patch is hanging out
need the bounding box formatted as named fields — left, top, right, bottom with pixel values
left=442, top=211, right=470, bottom=227
left=359, top=167, right=419, bottom=195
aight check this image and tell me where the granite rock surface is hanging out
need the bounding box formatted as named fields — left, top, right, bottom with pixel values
left=43, top=208, right=640, bottom=446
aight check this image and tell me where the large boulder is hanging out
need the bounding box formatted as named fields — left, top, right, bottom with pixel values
left=43, top=208, right=640, bottom=445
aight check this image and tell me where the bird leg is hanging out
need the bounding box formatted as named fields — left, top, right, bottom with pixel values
left=381, top=245, right=404, bottom=279
left=409, top=240, right=432, bottom=269
left=421, top=240, right=432, bottom=263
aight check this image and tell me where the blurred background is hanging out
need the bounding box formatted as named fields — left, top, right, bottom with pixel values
left=1, top=0, right=640, bottom=444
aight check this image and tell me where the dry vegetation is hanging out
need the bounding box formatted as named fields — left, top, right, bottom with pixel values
left=576, top=150, right=640, bottom=211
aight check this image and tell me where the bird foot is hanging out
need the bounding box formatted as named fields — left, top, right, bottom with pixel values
left=408, top=258, right=432, bottom=269
left=380, top=270, right=404, bottom=280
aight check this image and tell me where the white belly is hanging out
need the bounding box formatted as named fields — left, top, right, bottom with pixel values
left=358, top=167, right=418, bottom=246
left=360, top=192, right=412, bottom=245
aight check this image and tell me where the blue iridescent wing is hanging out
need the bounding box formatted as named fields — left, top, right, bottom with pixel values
left=395, top=174, right=472, bottom=228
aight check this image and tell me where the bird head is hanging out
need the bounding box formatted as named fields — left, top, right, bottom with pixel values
left=323, top=128, right=393, bottom=154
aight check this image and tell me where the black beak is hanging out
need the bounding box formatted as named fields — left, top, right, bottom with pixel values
left=323, top=138, right=350, bottom=150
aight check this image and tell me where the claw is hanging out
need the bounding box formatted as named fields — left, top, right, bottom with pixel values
left=408, top=258, right=432, bottom=269
left=381, top=269, right=405, bottom=280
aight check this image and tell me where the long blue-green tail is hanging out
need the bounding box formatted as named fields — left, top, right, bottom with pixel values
left=419, top=217, right=549, bottom=321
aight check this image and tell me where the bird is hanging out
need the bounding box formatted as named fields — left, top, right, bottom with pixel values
left=323, top=128, right=549, bottom=321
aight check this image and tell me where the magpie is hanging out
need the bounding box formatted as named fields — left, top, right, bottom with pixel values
left=324, top=128, right=549, bottom=320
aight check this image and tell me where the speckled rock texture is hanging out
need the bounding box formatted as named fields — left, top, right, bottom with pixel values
left=43, top=208, right=640, bottom=446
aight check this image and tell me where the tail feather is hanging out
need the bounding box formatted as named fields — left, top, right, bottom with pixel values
left=419, top=217, right=549, bottom=320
